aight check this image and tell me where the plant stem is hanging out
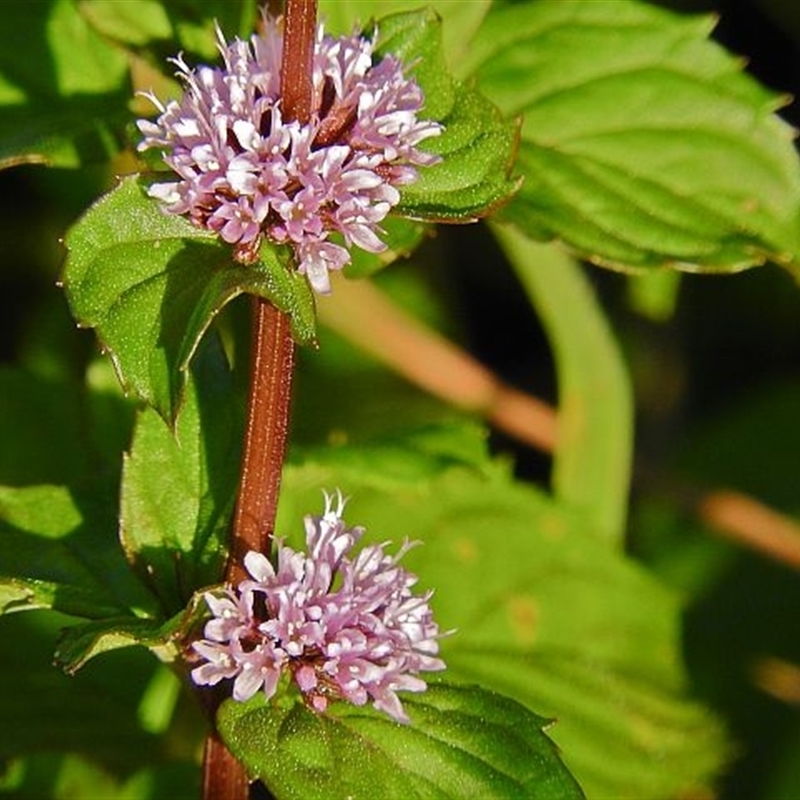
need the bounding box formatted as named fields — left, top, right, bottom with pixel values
left=226, top=300, right=296, bottom=584
left=203, top=733, right=251, bottom=800
left=202, top=2, right=317, bottom=799
left=279, top=0, right=317, bottom=125
left=224, top=0, right=317, bottom=584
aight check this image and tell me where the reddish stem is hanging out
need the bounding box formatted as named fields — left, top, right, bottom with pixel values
left=280, top=0, right=317, bottom=125
left=226, top=300, right=295, bottom=584
left=225, top=0, right=317, bottom=582
left=202, top=2, right=317, bottom=799
left=203, top=733, right=251, bottom=800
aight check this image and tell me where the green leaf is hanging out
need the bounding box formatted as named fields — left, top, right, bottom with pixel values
left=79, top=0, right=259, bottom=57
left=0, top=484, right=157, bottom=619
left=288, top=421, right=493, bottom=496
left=53, top=599, right=209, bottom=674
left=218, top=683, right=583, bottom=800
left=445, top=650, right=727, bottom=800
left=63, top=175, right=316, bottom=422
left=277, top=430, right=729, bottom=799
left=320, top=1, right=492, bottom=74
left=374, top=9, right=521, bottom=223
left=0, top=0, right=131, bottom=169
left=0, top=576, right=122, bottom=619
left=121, top=337, right=243, bottom=614
left=492, top=226, right=633, bottom=544
left=54, top=616, right=178, bottom=675
left=78, top=0, right=174, bottom=47
left=466, top=0, right=800, bottom=272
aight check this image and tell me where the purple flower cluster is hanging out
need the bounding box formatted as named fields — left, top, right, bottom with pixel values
left=190, top=491, right=445, bottom=723
left=137, top=15, right=442, bottom=294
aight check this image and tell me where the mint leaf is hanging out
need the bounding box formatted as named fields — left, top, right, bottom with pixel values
left=121, top=337, right=243, bottom=614
left=321, top=1, right=491, bottom=72
left=78, top=0, right=258, bottom=58
left=218, top=683, right=583, bottom=799
left=0, top=0, right=130, bottom=169
left=52, top=595, right=209, bottom=674
left=277, top=430, right=729, bottom=799
left=446, top=649, right=726, bottom=800
left=467, top=0, right=800, bottom=271
left=54, top=616, right=178, bottom=675
left=63, top=175, right=315, bottom=422
left=0, top=577, right=121, bottom=619
left=375, top=9, right=520, bottom=224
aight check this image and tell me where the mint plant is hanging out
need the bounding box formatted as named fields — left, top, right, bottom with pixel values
left=2, top=1, right=800, bottom=799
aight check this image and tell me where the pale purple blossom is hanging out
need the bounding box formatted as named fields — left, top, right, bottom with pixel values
left=189, top=491, right=445, bottom=723
left=137, top=15, right=442, bottom=294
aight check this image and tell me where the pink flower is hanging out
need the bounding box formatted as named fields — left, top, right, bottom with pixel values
left=189, top=491, right=446, bottom=723
left=138, top=15, right=442, bottom=294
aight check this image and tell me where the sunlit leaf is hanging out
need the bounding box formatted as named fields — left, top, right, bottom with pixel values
left=78, top=0, right=173, bottom=47
left=446, top=649, right=727, bottom=800
left=320, top=1, right=492, bottom=74
left=374, top=9, right=520, bottom=224
left=277, top=429, right=729, bottom=799
left=53, top=601, right=208, bottom=675
left=63, top=175, right=316, bottom=422
left=218, top=683, right=583, bottom=799
left=466, top=0, right=800, bottom=272
left=79, top=0, right=259, bottom=57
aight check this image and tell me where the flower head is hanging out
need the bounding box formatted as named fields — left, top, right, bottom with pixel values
left=138, top=16, right=442, bottom=294
left=190, top=491, right=445, bottom=723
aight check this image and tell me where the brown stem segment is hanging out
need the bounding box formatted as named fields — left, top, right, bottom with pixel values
left=202, top=2, right=317, bottom=799
left=203, top=733, right=251, bottom=800
left=226, top=299, right=296, bottom=584
left=280, top=0, right=317, bottom=125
